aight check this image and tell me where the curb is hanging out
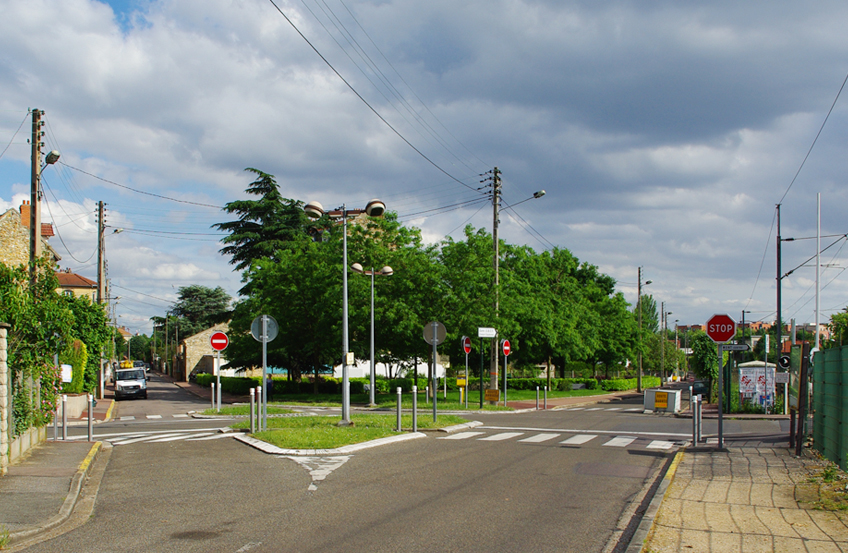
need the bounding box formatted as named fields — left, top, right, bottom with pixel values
left=625, top=448, right=684, bottom=553
left=8, top=442, right=102, bottom=546
left=233, top=431, right=427, bottom=456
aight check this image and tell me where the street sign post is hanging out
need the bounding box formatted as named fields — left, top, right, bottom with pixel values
left=251, top=315, right=277, bottom=430
left=423, top=322, right=445, bottom=421
left=501, top=339, right=511, bottom=406
left=477, top=328, right=497, bottom=408
left=707, top=314, right=736, bottom=449
left=209, top=331, right=228, bottom=412
left=462, top=336, right=471, bottom=408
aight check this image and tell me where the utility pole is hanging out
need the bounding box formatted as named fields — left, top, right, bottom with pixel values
left=29, top=109, right=44, bottom=285
left=776, top=204, right=782, bottom=361
left=637, top=268, right=644, bottom=392
left=97, top=201, right=105, bottom=304
left=490, top=167, right=501, bottom=392
left=661, top=301, right=665, bottom=380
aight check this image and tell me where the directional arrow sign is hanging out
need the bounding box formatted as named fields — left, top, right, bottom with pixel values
left=720, top=343, right=750, bottom=352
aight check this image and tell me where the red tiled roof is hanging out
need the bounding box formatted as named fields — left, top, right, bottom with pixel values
left=56, top=270, right=96, bottom=288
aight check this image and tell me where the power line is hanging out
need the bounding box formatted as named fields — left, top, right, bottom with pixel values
left=0, top=112, right=28, bottom=162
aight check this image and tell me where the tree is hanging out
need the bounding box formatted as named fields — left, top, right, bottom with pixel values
left=170, top=285, right=232, bottom=336
left=213, top=168, right=312, bottom=276
left=826, top=308, right=848, bottom=348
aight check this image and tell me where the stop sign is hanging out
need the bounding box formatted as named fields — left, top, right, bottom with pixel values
left=502, top=339, right=511, bottom=356
left=706, top=314, right=736, bottom=343
left=210, top=331, right=229, bottom=351
left=462, top=336, right=472, bottom=354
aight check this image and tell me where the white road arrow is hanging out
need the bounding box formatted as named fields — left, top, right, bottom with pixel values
left=285, top=456, right=351, bottom=491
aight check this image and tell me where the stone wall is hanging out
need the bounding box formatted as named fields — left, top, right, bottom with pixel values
left=0, top=209, right=30, bottom=268
left=1, top=322, right=9, bottom=475
left=182, top=323, right=229, bottom=382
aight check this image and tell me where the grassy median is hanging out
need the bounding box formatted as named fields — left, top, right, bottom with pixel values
left=232, top=413, right=467, bottom=450
left=199, top=405, right=295, bottom=416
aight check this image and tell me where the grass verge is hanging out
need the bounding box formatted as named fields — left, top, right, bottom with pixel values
left=232, top=413, right=467, bottom=450
left=199, top=405, right=294, bottom=416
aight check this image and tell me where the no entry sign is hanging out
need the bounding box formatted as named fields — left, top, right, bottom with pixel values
left=210, top=331, right=229, bottom=351
left=462, top=336, right=472, bottom=354
left=502, top=339, right=511, bottom=356
left=706, top=314, right=736, bottom=344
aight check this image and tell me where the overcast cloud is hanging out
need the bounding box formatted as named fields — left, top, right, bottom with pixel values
left=1, top=0, right=846, bottom=335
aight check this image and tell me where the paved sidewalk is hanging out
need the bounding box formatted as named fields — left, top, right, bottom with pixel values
left=641, top=444, right=848, bottom=552
left=0, top=440, right=103, bottom=546
left=507, top=390, right=642, bottom=410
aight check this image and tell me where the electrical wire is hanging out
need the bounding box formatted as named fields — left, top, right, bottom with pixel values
left=40, top=177, right=99, bottom=264
left=0, top=112, right=28, bottom=162
left=266, top=0, right=481, bottom=194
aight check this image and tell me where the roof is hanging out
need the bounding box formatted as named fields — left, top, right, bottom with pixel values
left=56, top=269, right=96, bottom=288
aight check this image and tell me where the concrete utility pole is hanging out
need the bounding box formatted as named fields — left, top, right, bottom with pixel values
left=97, top=201, right=105, bottom=304
left=776, top=204, right=782, bottom=360
left=29, top=109, right=44, bottom=285
left=637, top=268, right=644, bottom=392
left=490, top=167, right=501, bottom=392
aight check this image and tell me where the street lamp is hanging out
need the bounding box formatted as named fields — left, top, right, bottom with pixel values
left=352, top=263, right=393, bottom=406
left=661, top=305, right=672, bottom=380
left=305, top=199, right=386, bottom=426
left=637, top=268, right=651, bottom=392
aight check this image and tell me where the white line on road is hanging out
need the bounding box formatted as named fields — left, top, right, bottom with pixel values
left=560, top=434, right=597, bottom=445
left=112, top=432, right=187, bottom=445
left=478, top=425, right=691, bottom=438
left=147, top=432, right=216, bottom=443
left=439, top=432, right=486, bottom=440
left=603, top=436, right=637, bottom=447
left=186, top=433, right=236, bottom=441
left=146, top=415, right=163, bottom=419
left=585, top=408, right=604, bottom=411
left=119, top=416, right=135, bottom=421
left=646, top=440, right=675, bottom=450
left=518, top=433, right=560, bottom=443
left=479, top=432, right=524, bottom=441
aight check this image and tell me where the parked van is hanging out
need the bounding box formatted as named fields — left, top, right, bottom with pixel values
left=114, top=366, right=148, bottom=400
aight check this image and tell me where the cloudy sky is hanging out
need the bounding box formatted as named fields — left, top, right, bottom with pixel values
left=2, top=0, right=847, bottom=336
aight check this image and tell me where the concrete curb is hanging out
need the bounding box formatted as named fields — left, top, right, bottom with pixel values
left=625, top=448, right=685, bottom=553
left=7, top=442, right=102, bottom=545
left=433, top=421, right=483, bottom=433
left=233, top=431, right=427, bottom=456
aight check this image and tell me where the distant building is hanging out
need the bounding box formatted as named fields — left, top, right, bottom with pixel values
left=55, top=268, right=97, bottom=302
left=0, top=201, right=59, bottom=268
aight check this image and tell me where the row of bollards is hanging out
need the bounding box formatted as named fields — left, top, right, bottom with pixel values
left=248, top=386, right=263, bottom=432
left=393, top=387, right=420, bottom=432
left=692, top=393, right=703, bottom=444
left=52, top=394, right=95, bottom=442
left=535, top=386, right=548, bottom=410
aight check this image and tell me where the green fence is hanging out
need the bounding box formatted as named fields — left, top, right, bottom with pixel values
left=813, top=345, right=848, bottom=470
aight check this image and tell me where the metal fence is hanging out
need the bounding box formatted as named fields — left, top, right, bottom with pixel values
left=813, top=344, right=848, bottom=470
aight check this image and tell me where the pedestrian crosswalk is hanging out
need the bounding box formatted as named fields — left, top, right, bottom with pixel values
left=119, top=413, right=194, bottom=421
left=563, top=407, right=644, bottom=412
left=438, top=430, right=682, bottom=451
left=69, top=428, right=236, bottom=446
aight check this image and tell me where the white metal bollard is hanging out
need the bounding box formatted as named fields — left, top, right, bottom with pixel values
left=210, top=382, right=216, bottom=411
left=87, top=394, right=94, bottom=442
left=396, top=387, right=403, bottom=431
left=536, top=386, right=539, bottom=410
left=412, top=385, right=418, bottom=432
left=257, top=385, right=263, bottom=431
left=544, top=386, right=547, bottom=410
left=62, top=395, right=68, bottom=440
left=249, top=388, right=256, bottom=434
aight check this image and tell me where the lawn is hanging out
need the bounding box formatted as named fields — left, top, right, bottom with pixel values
left=199, top=405, right=295, bottom=416
left=232, top=413, right=468, bottom=449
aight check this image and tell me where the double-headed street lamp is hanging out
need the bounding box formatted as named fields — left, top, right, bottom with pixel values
left=352, top=263, right=393, bottom=406
left=305, top=199, right=386, bottom=426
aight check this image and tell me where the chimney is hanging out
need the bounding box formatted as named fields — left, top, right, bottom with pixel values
left=20, top=200, right=30, bottom=228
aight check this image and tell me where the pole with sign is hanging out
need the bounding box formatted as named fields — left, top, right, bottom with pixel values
left=501, top=339, right=511, bottom=406
left=423, top=322, right=446, bottom=422
left=706, top=313, right=736, bottom=448
left=478, top=327, right=497, bottom=408
left=210, top=331, right=229, bottom=412
left=251, top=315, right=278, bottom=431
left=461, top=336, right=471, bottom=408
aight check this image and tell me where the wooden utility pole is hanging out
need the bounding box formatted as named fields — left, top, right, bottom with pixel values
left=490, top=167, right=501, bottom=392
left=29, top=109, right=44, bottom=284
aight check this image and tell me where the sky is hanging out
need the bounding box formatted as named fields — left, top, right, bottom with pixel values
left=1, top=0, right=847, bottom=336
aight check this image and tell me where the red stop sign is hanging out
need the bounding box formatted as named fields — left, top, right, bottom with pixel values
left=706, top=314, right=736, bottom=343
left=502, top=339, right=511, bottom=356
left=462, top=336, right=472, bottom=354
left=210, top=331, right=229, bottom=351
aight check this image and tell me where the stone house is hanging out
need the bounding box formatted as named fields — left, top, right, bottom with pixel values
left=0, top=201, right=59, bottom=268
left=178, top=323, right=232, bottom=383
left=55, top=268, right=97, bottom=302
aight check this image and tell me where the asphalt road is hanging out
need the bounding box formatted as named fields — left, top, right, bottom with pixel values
left=36, top=387, right=784, bottom=552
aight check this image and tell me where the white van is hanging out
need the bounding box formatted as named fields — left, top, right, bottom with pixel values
left=114, top=367, right=148, bottom=400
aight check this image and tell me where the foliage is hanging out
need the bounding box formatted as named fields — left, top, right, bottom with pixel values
left=60, top=292, right=112, bottom=392
left=60, top=339, right=88, bottom=394
left=826, top=308, right=848, bottom=349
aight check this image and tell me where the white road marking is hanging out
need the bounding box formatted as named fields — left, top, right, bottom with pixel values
left=186, top=433, right=235, bottom=441
left=646, top=440, right=676, bottom=450
left=478, top=425, right=691, bottom=439
left=479, top=432, right=524, bottom=441
left=286, top=456, right=351, bottom=491
left=624, top=408, right=643, bottom=412
left=173, top=414, right=189, bottom=418
left=585, top=408, right=604, bottom=411
left=567, top=408, right=585, bottom=411
left=146, top=415, right=163, bottom=419
left=112, top=432, right=187, bottom=445
left=605, top=408, right=622, bottom=411
left=603, top=436, right=637, bottom=447
left=148, top=432, right=215, bottom=443
left=119, top=416, right=135, bottom=421
left=518, top=433, right=560, bottom=443
left=560, top=434, right=597, bottom=445
left=439, top=431, right=486, bottom=440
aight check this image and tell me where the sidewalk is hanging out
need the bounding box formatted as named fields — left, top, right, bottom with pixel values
left=507, top=390, right=642, bottom=410
left=0, top=440, right=104, bottom=547
left=639, top=443, right=848, bottom=552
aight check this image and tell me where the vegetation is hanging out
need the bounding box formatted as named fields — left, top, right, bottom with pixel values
left=231, top=413, right=467, bottom=449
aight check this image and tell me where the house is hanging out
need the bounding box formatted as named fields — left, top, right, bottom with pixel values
left=0, top=201, right=59, bottom=268
left=178, top=323, right=232, bottom=383
left=55, top=268, right=97, bottom=302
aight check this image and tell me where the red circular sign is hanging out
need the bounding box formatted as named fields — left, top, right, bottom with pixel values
left=706, top=314, right=736, bottom=343
left=502, top=339, right=511, bottom=356
left=210, top=331, right=229, bottom=351
left=462, top=336, right=472, bottom=354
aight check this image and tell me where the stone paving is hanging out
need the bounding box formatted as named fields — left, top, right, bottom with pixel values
left=644, top=446, right=848, bottom=552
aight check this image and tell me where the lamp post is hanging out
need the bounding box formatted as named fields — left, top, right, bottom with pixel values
left=305, top=199, right=386, bottom=425
left=661, top=305, right=672, bottom=380
left=636, top=268, right=651, bottom=392
left=741, top=310, right=751, bottom=346
left=352, top=263, right=393, bottom=406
